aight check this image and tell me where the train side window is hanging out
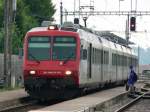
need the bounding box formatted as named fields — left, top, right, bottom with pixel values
left=92, top=48, right=95, bottom=64
left=104, top=51, right=106, bottom=64
left=112, top=54, right=115, bottom=65
left=116, top=54, right=119, bottom=65
left=135, top=58, right=138, bottom=66
left=104, top=51, right=109, bottom=64
left=107, top=51, right=109, bottom=64
left=120, top=55, right=121, bottom=66
left=82, top=49, right=87, bottom=60
left=124, top=56, right=126, bottom=66
left=101, top=50, right=103, bottom=64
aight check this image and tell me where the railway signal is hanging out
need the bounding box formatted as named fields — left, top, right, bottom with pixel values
left=130, top=17, right=136, bottom=31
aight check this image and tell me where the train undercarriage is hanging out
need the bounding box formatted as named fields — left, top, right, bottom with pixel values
left=24, top=76, right=80, bottom=100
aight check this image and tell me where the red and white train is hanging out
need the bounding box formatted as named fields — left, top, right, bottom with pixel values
left=23, top=23, right=138, bottom=100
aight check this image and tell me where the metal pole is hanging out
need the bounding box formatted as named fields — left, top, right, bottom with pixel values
left=126, top=14, right=130, bottom=44
left=4, top=0, right=9, bottom=87
left=131, top=0, right=132, bottom=11
left=83, top=17, right=87, bottom=27
left=60, top=1, right=63, bottom=25
left=9, top=0, right=13, bottom=88
left=4, top=0, right=13, bottom=87
left=119, top=0, right=120, bottom=12
left=74, top=0, right=76, bottom=18
left=64, top=9, right=67, bottom=22
left=138, top=45, right=140, bottom=76
left=12, top=0, right=17, bottom=22
left=79, top=0, right=80, bottom=19
left=135, top=0, right=137, bottom=11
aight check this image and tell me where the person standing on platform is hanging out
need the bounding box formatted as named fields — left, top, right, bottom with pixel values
left=127, top=65, right=137, bottom=94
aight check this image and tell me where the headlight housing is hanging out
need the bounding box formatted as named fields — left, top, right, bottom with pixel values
left=29, top=70, right=36, bottom=75
left=65, top=70, right=72, bottom=76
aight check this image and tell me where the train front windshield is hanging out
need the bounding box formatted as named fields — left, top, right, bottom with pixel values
left=28, top=37, right=50, bottom=60
left=52, top=36, right=76, bottom=60
left=27, top=36, right=76, bottom=61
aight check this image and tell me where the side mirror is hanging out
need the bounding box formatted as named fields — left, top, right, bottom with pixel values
left=18, top=48, right=23, bottom=59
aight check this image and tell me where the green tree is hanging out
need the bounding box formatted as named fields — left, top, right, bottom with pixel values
left=15, top=0, right=38, bottom=36
left=25, top=0, right=55, bottom=24
left=0, top=0, right=4, bottom=28
left=0, top=0, right=56, bottom=54
left=0, top=1, right=4, bottom=52
left=0, top=28, right=4, bottom=53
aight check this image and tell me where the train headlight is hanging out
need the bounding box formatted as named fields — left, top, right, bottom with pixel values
left=29, top=70, right=36, bottom=75
left=65, top=70, right=72, bottom=76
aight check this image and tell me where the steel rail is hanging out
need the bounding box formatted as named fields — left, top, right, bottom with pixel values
left=114, top=91, right=149, bottom=112
left=0, top=100, right=37, bottom=112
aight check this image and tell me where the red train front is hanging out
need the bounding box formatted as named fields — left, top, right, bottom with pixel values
left=23, top=25, right=80, bottom=100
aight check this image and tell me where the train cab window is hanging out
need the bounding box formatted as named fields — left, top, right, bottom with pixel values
left=53, top=36, right=76, bottom=60
left=28, top=36, right=50, bottom=60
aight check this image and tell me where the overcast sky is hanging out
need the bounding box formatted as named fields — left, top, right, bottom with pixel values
left=52, top=0, right=150, bottom=49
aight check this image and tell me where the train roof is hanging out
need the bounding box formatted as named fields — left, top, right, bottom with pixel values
left=95, top=31, right=134, bottom=47
left=27, top=26, right=78, bottom=36
left=28, top=22, right=134, bottom=48
left=60, top=22, right=134, bottom=47
left=28, top=27, right=48, bottom=32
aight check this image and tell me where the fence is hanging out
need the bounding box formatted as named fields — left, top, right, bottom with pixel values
left=0, top=53, right=23, bottom=87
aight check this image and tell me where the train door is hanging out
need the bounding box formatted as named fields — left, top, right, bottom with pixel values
left=115, top=53, right=118, bottom=82
left=102, top=50, right=109, bottom=83
left=112, top=53, right=117, bottom=82
left=114, top=44, right=117, bottom=82
left=121, top=47, right=125, bottom=83
left=121, top=55, right=124, bottom=82
left=101, top=50, right=103, bottom=82
left=100, top=49, right=103, bottom=83
left=87, top=43, right=92, bottom=79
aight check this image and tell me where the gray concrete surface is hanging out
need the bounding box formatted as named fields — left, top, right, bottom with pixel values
left=29, top=83, right=144, bottom=112
left=0, top=89, right=27, bottom=102
left=29, top=87, right=127, bottom=112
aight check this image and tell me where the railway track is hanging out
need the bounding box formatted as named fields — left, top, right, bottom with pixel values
left=0, top=96, right=68, bottom=112
left=0, top=101, right=36, bottom=112
left=115, top=89, right=150, bottom=112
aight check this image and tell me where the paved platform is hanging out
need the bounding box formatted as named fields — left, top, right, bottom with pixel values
left=0, top=89, right=28, bottom=102
left=29, top=83, right=144, bottom=112
left=29, top=87, right=125, bottom=112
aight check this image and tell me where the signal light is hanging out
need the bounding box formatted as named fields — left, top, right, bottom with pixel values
left=48, top=25, right=58, bottom=30
left=74, top=18, right=79, bottom=24
left=130, top=17, right=136, bottom=31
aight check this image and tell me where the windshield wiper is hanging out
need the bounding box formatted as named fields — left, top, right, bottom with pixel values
left=63, top=53, right=74, bottom=64
left=28, top=52, right=40, bottom=64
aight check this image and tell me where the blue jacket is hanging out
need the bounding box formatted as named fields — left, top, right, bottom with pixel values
left=128, top=69, right=137, bottom=85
